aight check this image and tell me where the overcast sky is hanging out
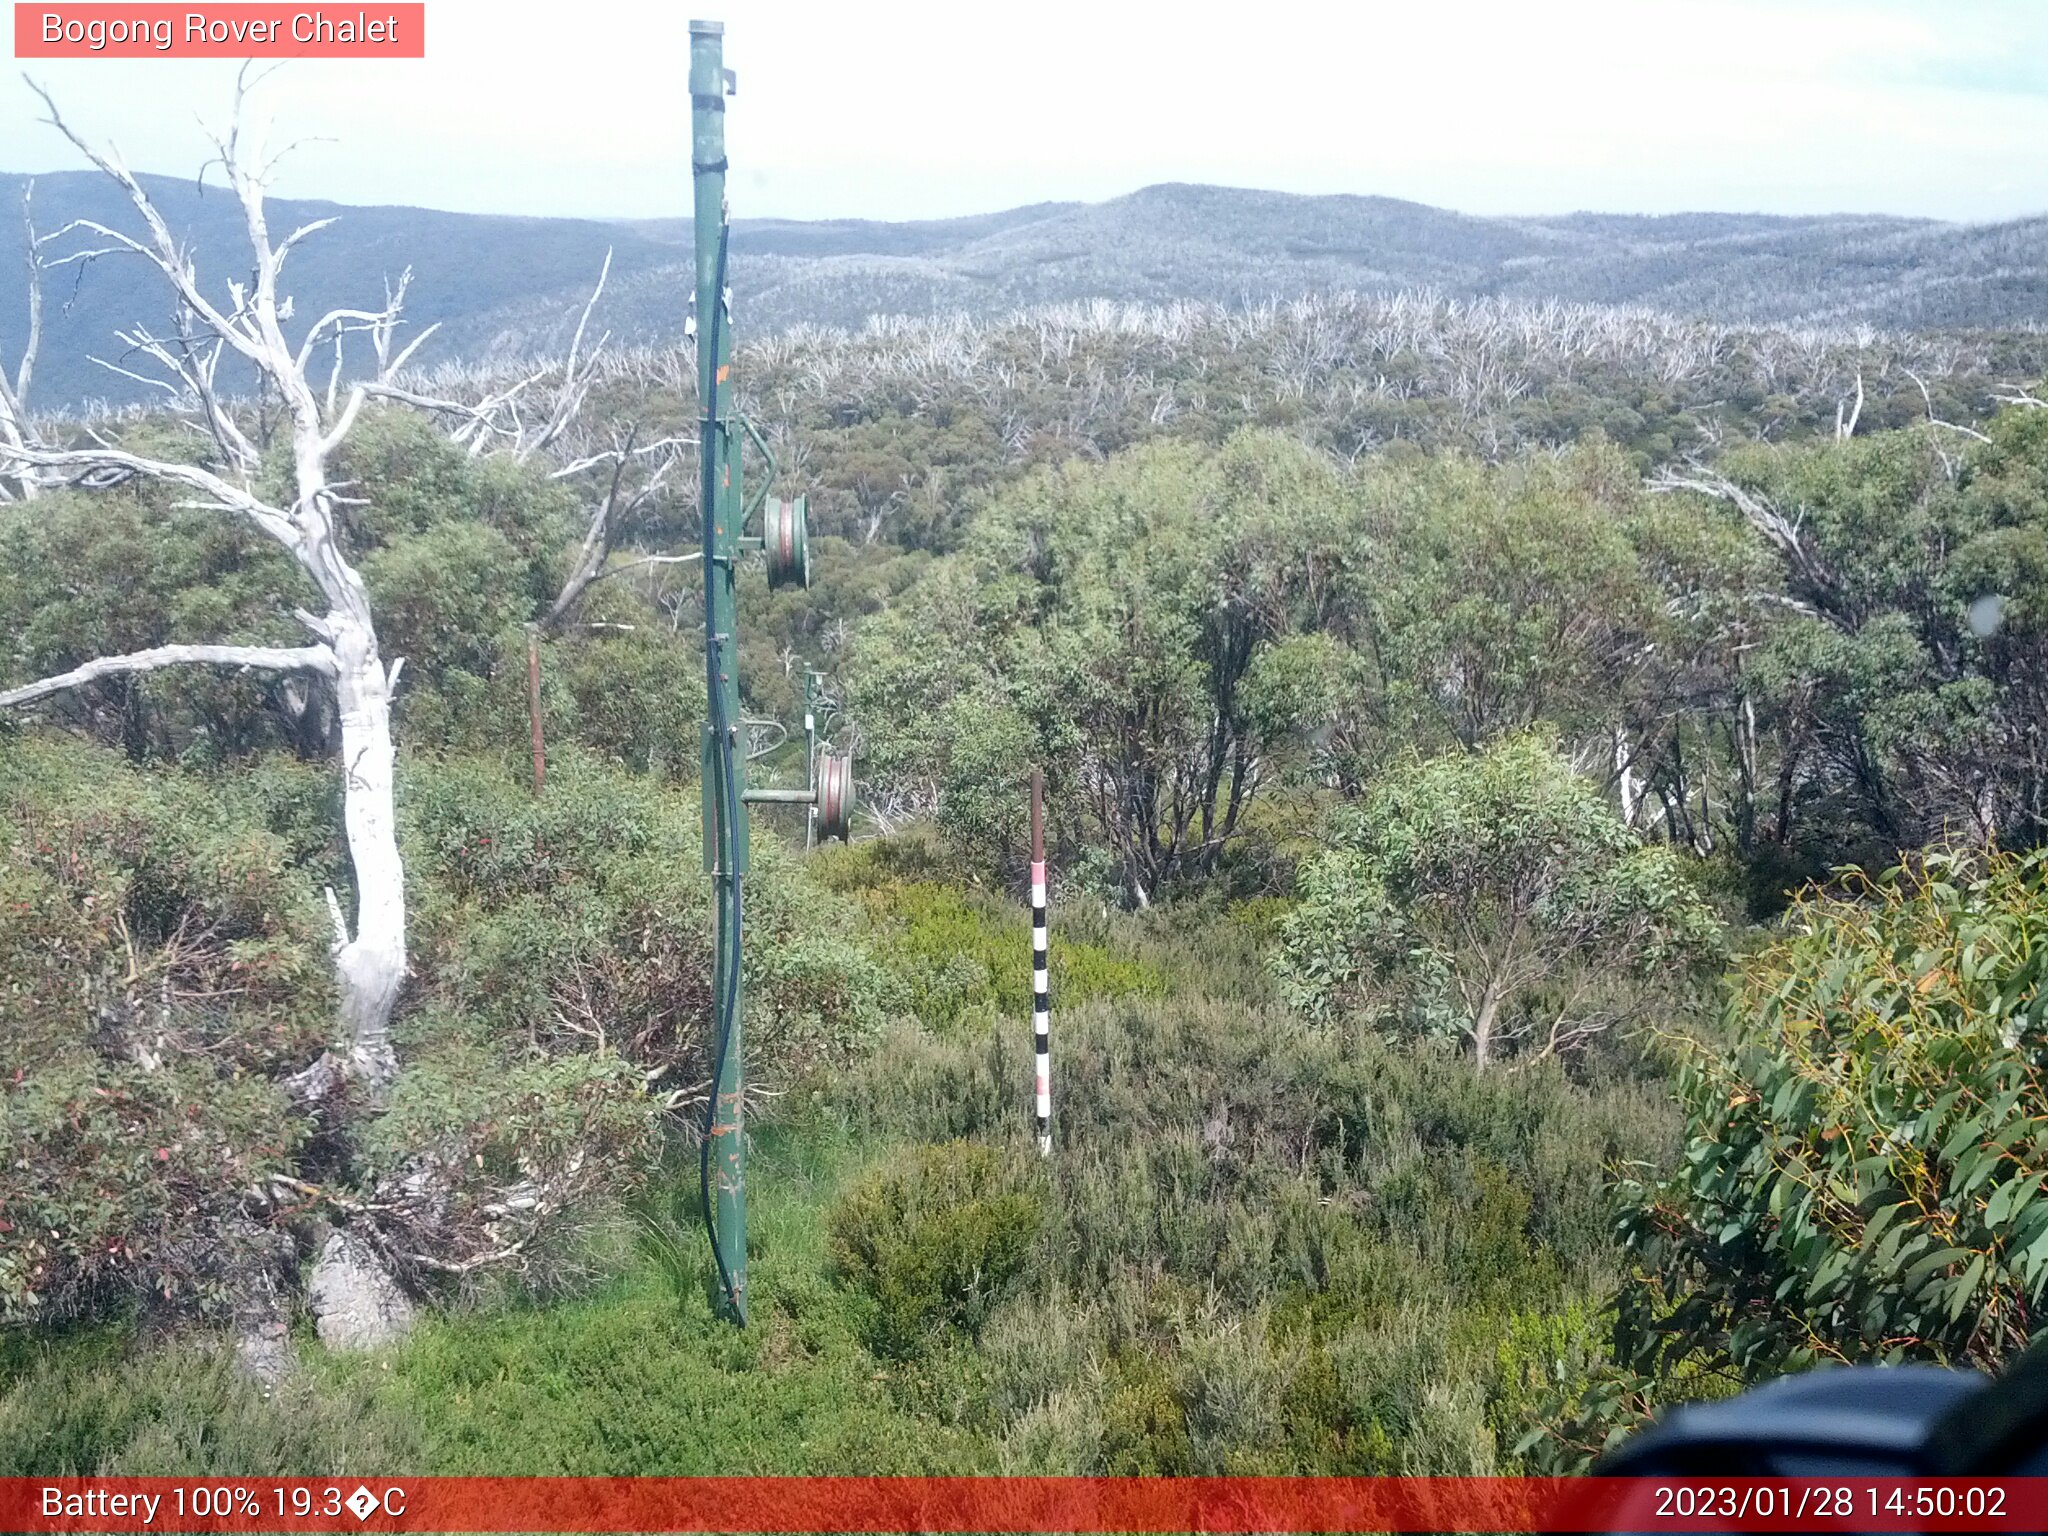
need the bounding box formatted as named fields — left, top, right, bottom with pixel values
left=2, top=0, right=2044, bottom=224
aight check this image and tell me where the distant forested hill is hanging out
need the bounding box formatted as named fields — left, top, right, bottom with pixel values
left=2, top=171, right=2044, bottom=407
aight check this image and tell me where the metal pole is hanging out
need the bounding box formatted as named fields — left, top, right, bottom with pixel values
left=804, top=670, right=818, bottom=851
left=1030, top=768, right=1051, bottom=1156
left=692, top=16, right=746, bottom=1325
left=739, top=787, right=817, bottom=805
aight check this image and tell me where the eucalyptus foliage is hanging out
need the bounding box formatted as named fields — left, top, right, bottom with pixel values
left=1619, top=849, right=2048, bottom=1377
left=1277, top=736, right=1721, bottom=1067
left=849, top=429, right=1354, bottom=901
left=1529, top=848, right=2048, bottom=1468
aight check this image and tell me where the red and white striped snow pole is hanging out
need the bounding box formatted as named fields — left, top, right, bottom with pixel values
left=1029, top=767, right=1051, bottom=1157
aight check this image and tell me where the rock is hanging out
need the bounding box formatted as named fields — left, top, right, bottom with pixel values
left=283, top=1050, right=347, bottom=1110
left=222, top=1215, right=298, bottom=1389
left=234, top=1316, right=294, bottom=1389
left=308, top=1230, right=415, bottom=1351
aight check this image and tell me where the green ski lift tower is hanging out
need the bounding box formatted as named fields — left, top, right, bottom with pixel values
left=691, top=18, right=854, bottom=1326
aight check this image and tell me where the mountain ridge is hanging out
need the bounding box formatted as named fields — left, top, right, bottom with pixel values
left=1, top=172, right=2042, bottom=407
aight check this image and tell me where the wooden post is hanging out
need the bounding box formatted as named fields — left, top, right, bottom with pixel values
left=1029, top=767, right=1051, bottom=1156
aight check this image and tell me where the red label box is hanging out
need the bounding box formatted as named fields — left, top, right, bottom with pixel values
left=15, top=4, right=425, bottom=57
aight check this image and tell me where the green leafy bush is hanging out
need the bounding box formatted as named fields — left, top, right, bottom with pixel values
left=363, top=523, right=531, bottom=681
left=383, top=750, right=895, bottom=1295
left=1277, top=735, right=1721, bottom=1066
left=403, top=750, right=891, bottom=1086
left=1, top=737, right=899, bottom=1324
left=821, top=980, right=1676, bottom=1471
left=0, top=478, right=307, bottom=762
left=1537, top=848, right=2048, bottom=1467
left=539, top=585, right=705, bottom=778
left=1100, top=1352, right=1194, bottom=1474
left=818, top=852, right=1164, bottom=1032
left=826, top=1142, right=1048, bottom=1357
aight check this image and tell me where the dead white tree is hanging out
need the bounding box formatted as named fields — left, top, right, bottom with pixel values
left=536, top=426, right=692, bottom=633
left=0, top=180, right=51, bottom=500
left=0, top=76, right=434, bottom=1103
left=1650, top=461, right=1847, bottom=627
left=1834, top=367, right=1864, bottom=440
left=363, top=247, right=611, bottom=461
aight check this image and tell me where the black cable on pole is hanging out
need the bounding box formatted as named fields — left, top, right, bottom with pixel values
left=698, top=212, right=743, bottom=1321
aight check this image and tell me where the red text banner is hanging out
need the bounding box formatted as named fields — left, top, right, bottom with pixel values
left=4, top=1477, right=2048, bottom=1533
left=15, top=5, right=424, bottom=57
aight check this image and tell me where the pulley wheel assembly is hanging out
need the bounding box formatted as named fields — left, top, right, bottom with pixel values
left=815, top=750, right=855, bottom=842
left=765, top=495, right=811, bottom=590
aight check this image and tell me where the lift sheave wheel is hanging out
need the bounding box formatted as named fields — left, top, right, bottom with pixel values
left=816, top=750, right=855, bottom=842
left=765, top=496, right=810, bottom=590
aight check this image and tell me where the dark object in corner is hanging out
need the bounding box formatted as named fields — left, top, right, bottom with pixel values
left=1591, top=1339, right=2048, bottom=1533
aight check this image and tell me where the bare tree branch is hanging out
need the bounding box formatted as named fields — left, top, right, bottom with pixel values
left=532, top=427, right=692, bottom=632
left=1650, top=462, right=1848, bottom=626
left=536, top=425, right=636, bottom=633
left=26, top=78, right=272, bottom=371
left=0, top=443, right=297, bottom=541
left=1905, top=366, right=1991, bottom=444
left=0, top=642, right=334, bottom=707
left=513, top=248, right=613, bottom=463
left=602, top=551, right=703, bottom=576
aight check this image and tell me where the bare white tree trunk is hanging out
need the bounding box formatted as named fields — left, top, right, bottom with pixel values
left=1612, top=725, right=1643, bottom=828
left=0, top=80, right=430, bottom=1107
left=0, top=182, right=47, bottom=502
left=332, top=616, right=405, bottom=1089
left=1, top=78, right=633, bottom=1361
left=1835, top=367, right=1864, bottom=440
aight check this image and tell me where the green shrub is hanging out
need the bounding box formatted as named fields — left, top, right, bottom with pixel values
left=1277, top=1342, right=1399, bottom=1474
left=1484, top=1303, right=1606, bottom=1471
left=1276, top=735, right=1721, bottom=1067
left=1099, top=1353, right=1193, bottom=1475
left=403, top=750, right=891, bottom=1087
left=819, top=1021, right=1019, bottom=1145
left=820, top=972, right=1680, bottom=1471
left=0, top=739, right=326, bottom=1325
left=382, top=750, right=896, bottom=1296
left=0, top=1336, right=422, bottom=1475
left=828, top=874, right=1164, bottom=1032
left=541, top=586, right=705, bottom=778
left=1539, top=848, right=2048, bottom=1468
left=827, top=1142, right=1048, bottom=1357
left=363, top=523, right=531, bottom=681
left=0, top=479, right=307, bottom=762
